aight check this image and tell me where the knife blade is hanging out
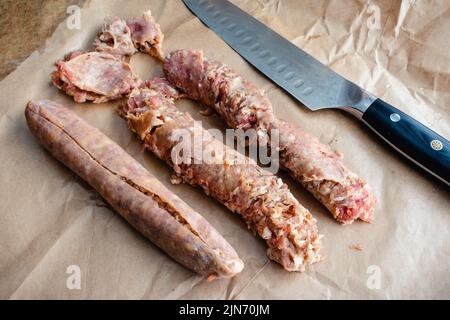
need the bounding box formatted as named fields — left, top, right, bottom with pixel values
left=182, top=0, right=450, bottom=186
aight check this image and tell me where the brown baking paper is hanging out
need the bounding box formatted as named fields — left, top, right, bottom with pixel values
left=0, top=0, right=449, bottom=299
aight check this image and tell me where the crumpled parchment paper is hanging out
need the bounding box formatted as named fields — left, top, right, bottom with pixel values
left=0, top=0, right=449, bottom=299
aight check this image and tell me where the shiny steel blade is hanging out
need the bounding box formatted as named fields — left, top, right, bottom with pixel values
left=182, top=0, right=377, bottom=111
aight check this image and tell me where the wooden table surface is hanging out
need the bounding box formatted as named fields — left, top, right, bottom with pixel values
left=0, top=0, right=85, bottom=80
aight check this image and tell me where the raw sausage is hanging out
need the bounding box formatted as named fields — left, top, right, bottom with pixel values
left=163, top=49, right=376, bottom=225
left=120, top=82, right=323, bottom=272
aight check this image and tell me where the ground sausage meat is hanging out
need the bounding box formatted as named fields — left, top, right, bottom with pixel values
left=93, top=16, right=137, bottom=57
left=127, top=10, right=164, bottom=60
left=51, top=51, right=139, bottom=103
left=163, top=49, right=376, bottom=225
left=120, top=79, right=323, bottom=272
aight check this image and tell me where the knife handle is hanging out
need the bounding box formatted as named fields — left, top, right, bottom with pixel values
left=361, top=98, right=450, bottom=185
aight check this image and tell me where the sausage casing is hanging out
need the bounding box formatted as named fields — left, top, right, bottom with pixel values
left=25, top=100, right=244, bottom=279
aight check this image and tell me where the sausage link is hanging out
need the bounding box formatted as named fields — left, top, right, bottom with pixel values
left=121, top=86, right=323, bottom=272
left=163, top=49, right=376, bottom=225
left=25, top=100, right=243, bottom=279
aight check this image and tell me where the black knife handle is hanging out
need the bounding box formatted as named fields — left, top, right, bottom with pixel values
left=361, top=98, right=450, bottom=185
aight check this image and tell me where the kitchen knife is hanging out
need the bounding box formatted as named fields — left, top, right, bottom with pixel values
left=182, top=0, right=450, bottom=186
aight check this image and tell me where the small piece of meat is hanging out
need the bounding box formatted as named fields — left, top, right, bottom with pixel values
left=144, top=77, right=185, bottom=100
left=163, top=49, right=376, bottom=225
left=351, top=244, right=364, bottom=251
left=51, top=52, right=140, bottom=103
left=127, top=10, right=164, bottom=60
left=93, top=16, right=137, bottom=57
left=120, top=85, right=323, bottom=272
